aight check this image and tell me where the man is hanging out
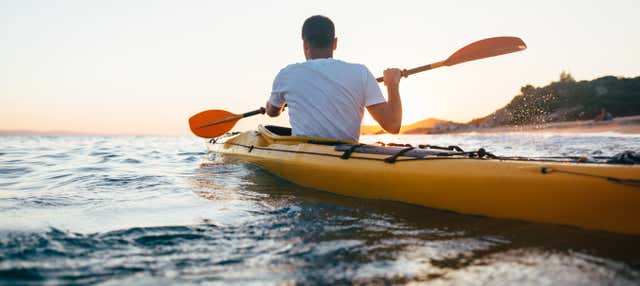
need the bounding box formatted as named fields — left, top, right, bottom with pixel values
left=266, top=15, right=403, bottom=141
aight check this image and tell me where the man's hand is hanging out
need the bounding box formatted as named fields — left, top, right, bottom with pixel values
left=265, top=101, right=282, bottom=117
left=383, top=68, right=402, bottom=87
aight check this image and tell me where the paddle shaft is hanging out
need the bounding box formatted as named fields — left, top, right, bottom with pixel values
left=242, top=109, right=264, bottom=117
left=375, top=61, right=445, bottom=83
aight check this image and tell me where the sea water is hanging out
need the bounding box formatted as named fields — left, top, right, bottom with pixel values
left=1, top=134, right=639, bottom=285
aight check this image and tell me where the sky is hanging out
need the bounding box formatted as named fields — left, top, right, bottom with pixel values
left=1, top=0, right=639, bottom=135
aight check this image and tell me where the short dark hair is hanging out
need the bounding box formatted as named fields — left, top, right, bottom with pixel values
left=301, top=15, right=335, bottom=49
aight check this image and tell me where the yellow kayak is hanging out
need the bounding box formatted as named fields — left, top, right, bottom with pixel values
left=207, top=125, right=640, bottom=235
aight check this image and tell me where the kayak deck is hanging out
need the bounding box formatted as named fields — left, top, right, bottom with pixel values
left=207, top=125, right=640, bottom=235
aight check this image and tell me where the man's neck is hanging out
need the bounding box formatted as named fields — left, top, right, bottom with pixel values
left=307, top=48, right=333, bottom=60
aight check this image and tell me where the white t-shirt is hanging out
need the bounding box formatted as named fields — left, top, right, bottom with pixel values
left=269, top=58, right=386, bottom=141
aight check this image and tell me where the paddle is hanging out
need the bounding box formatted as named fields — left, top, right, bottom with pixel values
left=375, top=36, right=527, bottom=82
left=189, top=108, right=265, bottom=138
left=189, top=36, right=527, bottom=138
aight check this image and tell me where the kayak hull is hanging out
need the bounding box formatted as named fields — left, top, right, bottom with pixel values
left=207, top=126, right=640, bottom=235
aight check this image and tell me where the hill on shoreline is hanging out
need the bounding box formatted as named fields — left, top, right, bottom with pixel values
left=364, top=73, right=640, bottom=134
left=361, top=118, right=450, bottom=135
left=466, top=73, right=640, bottom=128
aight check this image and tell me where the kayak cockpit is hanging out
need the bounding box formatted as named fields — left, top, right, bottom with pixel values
left=258, top=125, right=356, bottom=146
left=263, top=125, right=292, bottom=136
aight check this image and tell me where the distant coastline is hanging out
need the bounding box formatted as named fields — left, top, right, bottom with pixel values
left=362, top=115, right=640, bottom=135
left=0, top=130, right=180, bottom=137
left=0, top=130, right=97, bottom=136
left=432, top=115, right=640, bottom=134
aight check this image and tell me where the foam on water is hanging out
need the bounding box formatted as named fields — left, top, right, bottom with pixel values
left=0, top=134, right=639, bottom=285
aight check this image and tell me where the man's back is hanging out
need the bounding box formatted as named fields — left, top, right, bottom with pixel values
left=269, top=58, right=384, bottom=141
left=265, top=15, right=403, bottom=141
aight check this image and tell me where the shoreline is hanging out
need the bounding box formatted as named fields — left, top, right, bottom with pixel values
left=430, top=115, right=640, bottom=135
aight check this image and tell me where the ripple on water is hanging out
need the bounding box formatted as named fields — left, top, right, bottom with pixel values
left=35, top=153, right=70, bottom=159
left=94, top=174, right=169, bottom=189
left=122, top=158, right=142, bottom=164
left=96, top=154, right=120, bottom=164
left=0, top=167, right=33, bottom=176
left=45, top=173, right=74, bottom=180
left=181, top=156, right=199, bottom=163
left=73, top=166, right=109, bottom=173
left=47, top=174, right=97, bottom=190
left=177, top=152, right=207, bottom=156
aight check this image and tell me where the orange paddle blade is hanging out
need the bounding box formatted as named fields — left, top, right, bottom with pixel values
left=189, top=110, right=241, bottom=138
left=444, top=36, right=527, bottom=66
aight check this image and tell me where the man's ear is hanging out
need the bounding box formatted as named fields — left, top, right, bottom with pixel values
left=303, top=40, right=309, bottom=50
left=333, top=38, right=338, bottom=51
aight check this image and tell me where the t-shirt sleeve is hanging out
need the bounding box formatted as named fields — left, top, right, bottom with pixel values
left=362, top=66, right=386, bottom=107
left=269, top=70, right=287, bottom=108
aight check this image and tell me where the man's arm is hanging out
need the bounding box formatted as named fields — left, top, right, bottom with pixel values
left=265, top=102, right=283, bottom=117
left=366, top=68, right=403, bottom=134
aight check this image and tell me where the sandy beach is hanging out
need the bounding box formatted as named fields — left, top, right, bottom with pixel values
left=434, top=115, right=640, bottom=134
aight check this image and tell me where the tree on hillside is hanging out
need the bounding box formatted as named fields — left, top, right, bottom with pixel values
left=559, top=71, right=575, bottom=82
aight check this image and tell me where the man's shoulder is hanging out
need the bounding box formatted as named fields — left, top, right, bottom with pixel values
left=340, top=60, right=367, bottom=68
left=283, top=59, right=369, bottom=70
left=325, top=59, right=369, bottom=70
left=275, top=59, right=371, bottom=80
left=273, top=63, right=303, bottom=81
left=277, top=62, right=302, bottom=73
left=334, top=60, right=372, bottom=76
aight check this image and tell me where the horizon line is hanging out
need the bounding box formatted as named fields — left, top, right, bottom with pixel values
left=0, top=129, right=191, bottom=137
left=0, top=117, right=460, bottom=137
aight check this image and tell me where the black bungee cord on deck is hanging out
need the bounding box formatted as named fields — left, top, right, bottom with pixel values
left=210, top=136, right=640, bottom=188
left=373, top=141, right=498, bottom=160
